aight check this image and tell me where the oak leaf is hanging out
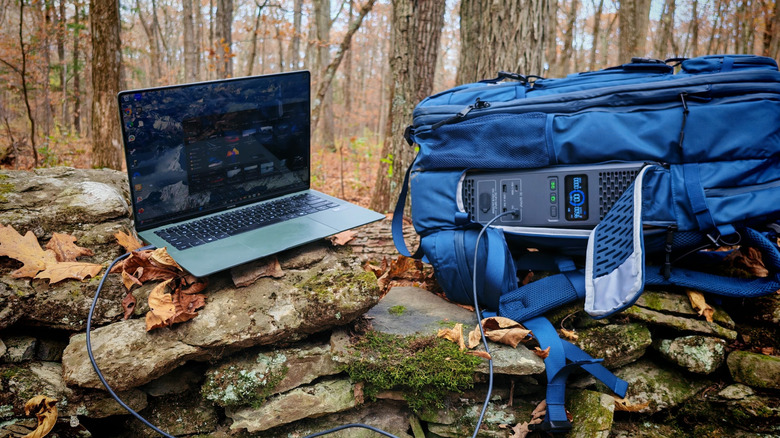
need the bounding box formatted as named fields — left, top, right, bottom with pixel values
left=114, top=230, right=144, bottom=252
left=437, top=323, right=466, bottom=350
left=687, top=289, right=714, bottom=322
left=0, top=225, right=57, bottom=278
left=23, top=395, right=57, bottom=438
left=46, top=233, right=94, bottom=262
left=35, top=262, right=103, bottom=284
left=468, top=317, right=532, bottom=348
left=145, top=279, right=176, bottom=331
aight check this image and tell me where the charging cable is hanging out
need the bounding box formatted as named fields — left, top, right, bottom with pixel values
left=87, top=215, right=514, bottom=438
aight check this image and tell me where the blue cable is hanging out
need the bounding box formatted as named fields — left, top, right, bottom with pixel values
left=470, top=210, right=519, bottom=438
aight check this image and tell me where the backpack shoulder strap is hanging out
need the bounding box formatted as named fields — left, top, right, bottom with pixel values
left=391, top=162, right=424, bottom=259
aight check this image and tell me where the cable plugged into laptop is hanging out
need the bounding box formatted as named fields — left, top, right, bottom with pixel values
left=87, top=230, right=511, bottom=437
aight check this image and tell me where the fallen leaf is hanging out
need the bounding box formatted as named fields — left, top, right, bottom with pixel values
left=149, top=247, right=183, bottom=271
left=509, top=422, right=531, bottom=438
left=121, top=291, right=136, bottom=320
left=0, top=225, right=57, bottom=278
left=560, top=328, right=579, bottom=341
left=470, top=317, right=532, bottom=348
left=145, top=279, right=176, bottom=331
left=533, top=346, right=551, bottom=359
left=530, top=400, right=547, bottom=421
left=23, top=395, right=57, bottom=438
left=687, top=289, right=714, bottom=322
left=375, top=255, right=435, bottom=294
left=354, top=382, right=365, bottom=405
left=466, top=350, right=492, bottom=360
left=328, top=230, right=357, bottom=246
left=760, top=347, right=775, bottom=356
left=35, top=262, right=103, bottom=284
left=45, top=233, right=93, bottom=262
left=171, top=290, right=206, bottom=324
left=613, top=396, right=650, bottom=412
left=437, top=323, right=466, bottom=350
left=114, top=230, right=144, bottom=252
left=725, top=246, right=769, bottom=278
left=231, top=256, right=284, bottom=287
left=121, top=270, right=143, bottom=290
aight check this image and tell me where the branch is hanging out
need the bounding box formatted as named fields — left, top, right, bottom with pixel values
left=311, top=0, right=377, bottom=130
left=0, top=57, right=21, bottom=75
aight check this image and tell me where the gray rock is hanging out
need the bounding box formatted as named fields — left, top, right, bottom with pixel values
left=635, top=289, right=735, bottom=328
left=366, top=286, right=545, bottom=377
left=227, top=378, right=358, bottom=433
left=1, top=336, right=37, bottom=363
left=423, top=399, right=535, bottom=438
left=610, top=421, right=688, bottom=438
left=727, top=350, right=780, bottom=390
left=35, top=338, right=68, bottom=362
left=678, top=381, right=780, bottom=434
left=0, top=339, right=5, bottom=358
left=202, top=341, right=342, bottom=407
left=252, top=401, right=414, bottom=438
left=741, top=294, right=780, bottom=326
left=574, top=323, right=652, bottom=369
left=568, top=390, right=615, bottom=438
left=140, top=363, right=208, bottom=397
left=118, top=390, right=219, bottom=438
left=624, top=305, right=737, bottom=340
left=62, top=245, right=380, bottom=391
left=654, top=335, right=727, bottom=374
left=609, top=359, right=710, bottom=414
left=0, top=361, right=146, bottom=418
left=718, top=383, right=755, bottom=400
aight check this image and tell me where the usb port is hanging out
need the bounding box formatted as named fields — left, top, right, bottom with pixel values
left=502, top=184, right=507, bottom=192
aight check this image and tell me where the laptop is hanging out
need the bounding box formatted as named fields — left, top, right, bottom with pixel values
left=118, top=71, right=385, bottom=277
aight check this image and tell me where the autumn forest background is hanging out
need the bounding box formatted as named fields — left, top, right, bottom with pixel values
left=1, top=0, right=779, bottom=212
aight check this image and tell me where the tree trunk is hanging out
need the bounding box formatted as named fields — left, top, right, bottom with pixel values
left=654, top=0, right=676, bottom=58
left=57, top=0, right=68, bottom=131
left=457, top=0, right=549, bottom=84
left=768, top=0, right=780, bottom=60
left=195, top=0, right=204, bottom=80
left=689, top=0, right=699, bottom=57
left=413, top=0, right=445, bottom=102
left=589, top=0, right=604, bottom=71
left=370, top=0, right=446, bottom=213
left=73, top=0, right=81, bottom=134
left=215, top=0, right=234, bottom=78
left=246, top=1, right=265, bottom=77
left=136, top=0, right=161, bottom=85
left=183, top=0, right=198, bottom=82
left=560, top=0, right=579, bottom=76
left=313, top=0, right=335, bottom=150
left=288, top=0, right=303, bottom=70
left=618, top=0, right=652, bottom=62
left=545, top=0, right=559, bottom=76
left=90, top=0, right=122, bottom=169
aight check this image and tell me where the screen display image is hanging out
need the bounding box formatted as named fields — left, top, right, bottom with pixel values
left=119, top=72, right=310, bottom=231
left=564, top=174, right=589, bottom=221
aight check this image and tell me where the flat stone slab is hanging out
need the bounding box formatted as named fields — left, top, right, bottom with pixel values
left=367, top=286, right=544, bottom=376
left=62, top=245, right=381, bottom=391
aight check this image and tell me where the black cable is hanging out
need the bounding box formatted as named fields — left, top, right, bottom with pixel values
left=86, top=245, right=177, bottom=438
left=303, top=423, right=400, bottom=437
left=470, top=210, right=519, bottom=438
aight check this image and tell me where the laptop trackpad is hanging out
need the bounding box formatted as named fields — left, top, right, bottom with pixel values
left=239, top=218, right=335, bottom=251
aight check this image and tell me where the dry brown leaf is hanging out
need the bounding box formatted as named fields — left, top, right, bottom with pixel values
left=613, top=396, right=650, bottom=412
left=479, top=317, right=532, bottom=348
left=145, top=279, right=176, bottom=331
left=437, top=323, right=466, bottom=350
left=121, top=270, right=143, bottom=291
left=560, top=328, right=579, bottom=341
left=35, top=262, right=103, bottom=284
left=509, top=422, right=531, bottom=438
left=328, top=230, right=357, bottom=246
left=231, top=256, right=285, bottom=287
left=149, top=247, right=183, bottom=271
left=46, top=233, right=93, bottom=262
left=23, top=395, right=57, bottom=438
left=114, top=230, right=144, bottom=252
left=687, top=289, right=714, bottom=322
left=467, top=325, right=483, bottom=349
left=375, top=255, right=433, bottom=294
left=530, top=400, right=547, bottom=421
left=466, top=350, right=492, bottom=360
left=121, top=291, right=136, bottom=320
left=354, top=382, right=365, bottom=405
left=533, top=346, right=551, bottom=359
left=725, top=246, right=769, bottom=278
left=0, top=225, right=57, bottom=278
left=170, top=288, right=206, bottom=324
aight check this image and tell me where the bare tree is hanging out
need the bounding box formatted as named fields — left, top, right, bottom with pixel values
left=73, top=0, right=82, bottom=134
left=90, top=0, right=123, bottom=169
left=183, top=0, right=198, bottom=82
left=288, top=0, right=303, bottom=70
left=457, top=0, right=549, bottom=83
left=654, top=0, right=677, bottom=58
left=589, top=0, right=604, bottom=70
left=370, top=0, right=446, bottom=212
left=618, top=0, right=652, bottom=61
left=215, top=0, right=234, bottom=78
left=560, top=0, right=579, bottom=76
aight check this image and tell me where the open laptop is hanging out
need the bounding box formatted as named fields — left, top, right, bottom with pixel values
left=118, top=71, right=384, bottom=277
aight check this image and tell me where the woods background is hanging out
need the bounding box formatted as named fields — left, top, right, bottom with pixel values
left=1, top=0, right=779, bottom=211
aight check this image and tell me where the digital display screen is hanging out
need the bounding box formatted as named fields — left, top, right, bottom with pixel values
left=565, top=174, right=588, bottom=221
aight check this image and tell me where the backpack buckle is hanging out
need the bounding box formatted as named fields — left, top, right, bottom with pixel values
left=404, top=125, right=415, bottom=146
left=529, top=418, right=572, bottom=434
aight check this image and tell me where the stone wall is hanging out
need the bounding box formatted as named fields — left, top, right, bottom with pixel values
left=0, top=167, right=778, bottom=438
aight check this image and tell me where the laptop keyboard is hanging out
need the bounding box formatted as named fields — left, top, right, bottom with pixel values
left=154, top=193, right=339, bottom=250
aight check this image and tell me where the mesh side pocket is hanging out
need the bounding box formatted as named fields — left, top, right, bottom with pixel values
left=414, top=112, right=550, bottom=170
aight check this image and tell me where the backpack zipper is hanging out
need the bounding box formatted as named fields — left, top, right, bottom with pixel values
left=431, top=98, right=491, bottom=130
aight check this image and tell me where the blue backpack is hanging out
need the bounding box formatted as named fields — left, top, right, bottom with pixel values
left=392, top=55, right=780, bottom=432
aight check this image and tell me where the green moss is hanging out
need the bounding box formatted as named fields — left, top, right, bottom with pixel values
left=388, top=305, right=406, bottom=316
left=297, top=270, right=378, bottom=302
left=342, top=330, right=481, bottom=415
left=0, top=174, right=14, bottom=203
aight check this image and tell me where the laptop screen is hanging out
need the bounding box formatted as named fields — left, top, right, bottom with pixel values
left=118, top=71, right=311, bottom=231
